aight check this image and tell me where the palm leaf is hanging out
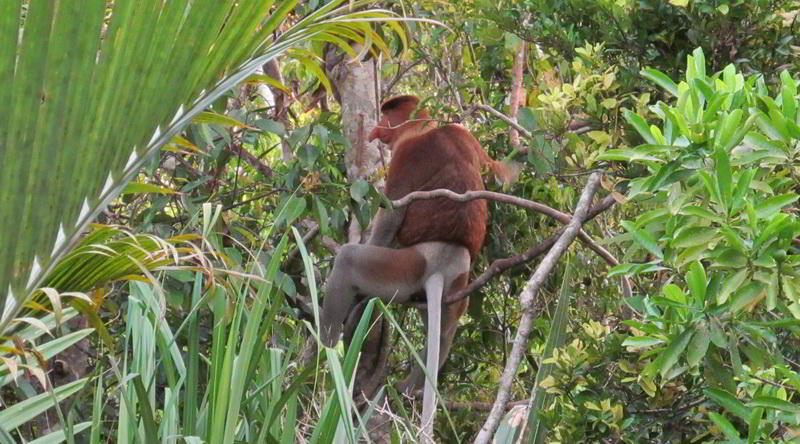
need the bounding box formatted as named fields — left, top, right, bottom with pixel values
left=0, top=0, right=396, bottom=333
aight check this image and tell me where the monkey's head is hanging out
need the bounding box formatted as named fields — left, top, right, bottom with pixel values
left=368, top=95, right=430, bottom=146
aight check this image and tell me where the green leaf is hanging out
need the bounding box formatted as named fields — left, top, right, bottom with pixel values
left=0, top=378, right=88, bottom=429
left=686, top=261, right=707, bottom=304
left=755, top=193, right=799, bottom=219
left=730, top=281, right=765, bottom=312
left=641, top=68, right=678, bottom=97
left=525, top=261, right=574, bottom=442
left=692, top=47, right=707, bottom=79
left=680, top=206, right=723, bottom=223
left=656, top=326, right=694, bottom=379
left=121, top=182, right=177, bottom=195
left=747, top=408, right=763, bottom=444
left=350, top=179, right=369, bottom=203
left=624, top=111, right=658, bottom=145
left=596, top=149, right=661, bottom=162
left=707, top=412, right=742, bottom=441
left=703, top=92, right=728, bottom=123
left=277, top=195, right=307, bottom=228
left=748, top=396, right=800, bottom=414
left=622, top=336, right=665, bottom=348
left=713, top=248, right=748, bottom=268
left=705, top=388, right=751, bottom=421
left=192, top=111, right=253, bottom=128
left=518, top=107, right=537, bottom=132
left=714, top=147, right=732, bottom=213
left=672, top=226, right=718, bottom=249
left=715, top=109, right=743, bottom=151
left=780, top=70, right=797, bottom=123
left=621, top=220, right=663, bottom=260
left=730, top=169, right=755, bottom=211
left=28, top=423, right=91, bottom=444
left=687, top=322, right=710, bottom=367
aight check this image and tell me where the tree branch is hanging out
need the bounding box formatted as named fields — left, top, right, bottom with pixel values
left=509, top=41, right=527, bottom=151
left=474, top=173, right=602, bottom=444
left=390, top=188, right=626, bottom=302
left=440, top=195, right=617, bottom=306
left=469, top=103, right=533, bottom=139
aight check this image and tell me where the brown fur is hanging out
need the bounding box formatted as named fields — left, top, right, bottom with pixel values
left=371, top=95, right=497, bottom=259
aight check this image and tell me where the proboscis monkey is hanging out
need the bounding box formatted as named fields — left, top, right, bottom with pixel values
left=321, top=96, right=511, bottom=439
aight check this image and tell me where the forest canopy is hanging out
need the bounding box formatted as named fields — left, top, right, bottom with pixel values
left=1, top=0, right=799, bottom=443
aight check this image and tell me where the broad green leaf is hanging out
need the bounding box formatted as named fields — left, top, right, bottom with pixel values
left=753, top=110, right=786, bottom=141
left=350, top=179, right=370, bottom=203
left=596, top=149, right=661, bottom=162
left=680, top=206, right=723, bottom=223
left=715, top=109, right=743, bottom=151
left=780, top=70, right=797, bottom=123
left=706, top=388, right=751, bottom=421
left=687, top=322, right=710, bottom=366
left=713, top=248, right=748, bottom=268
left=641, top=68, right=678, bottom=96
left=730, top=281, right=765, bottom=312
left=622, top=336, right=665, bottom=348
left=673, top=226, right=718, bottom=249
left=707, top=412, right=742, bottom=441
left=748, top=396, right=800, bottom=414
left=714, top=147, right=732, bottom=212
left=703, top=92, right=728, bottom=123
left=755, top=193, right=799, bottom=219
left=730, top=169, right=755, bottom=211
left=621, top=221, right=663, bottom=260
left=692, top=47, right=706, bottom=80
left=747, top=408, right=763, bottom=444
left=656, top=326, right=694, bottom=379
left=624, top=111, right=658, bottom=145
left=686, top=261, right=707, bottom=304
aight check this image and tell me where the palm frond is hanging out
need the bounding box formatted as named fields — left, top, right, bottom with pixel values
left=0, top=0, right=397, bottom=332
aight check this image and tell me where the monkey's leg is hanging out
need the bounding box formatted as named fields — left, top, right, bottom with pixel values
left=320, top=244, right=426, bottom=346
left=420, top=272, right=443, bottom=443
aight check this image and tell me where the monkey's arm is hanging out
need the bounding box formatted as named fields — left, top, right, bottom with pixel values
left=366, top=206, right=406, bottom=247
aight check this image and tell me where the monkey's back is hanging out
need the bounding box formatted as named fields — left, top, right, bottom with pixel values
left=385, top=125, right=488, bottom=259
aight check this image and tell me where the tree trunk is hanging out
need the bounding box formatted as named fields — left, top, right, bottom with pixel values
left=326, top=45, right=393, bottom=442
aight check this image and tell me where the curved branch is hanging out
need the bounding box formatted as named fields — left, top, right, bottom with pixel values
left=391, top=189, right=625, bottom=299
left=474, top=173, right=602, bottom=444
left=441, top=195, right=617, bottom=305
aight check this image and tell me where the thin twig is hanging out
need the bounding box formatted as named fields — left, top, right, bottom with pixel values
left=468, top=103, right=533, bottom=139
left=474, top=173, right=601, bottom=444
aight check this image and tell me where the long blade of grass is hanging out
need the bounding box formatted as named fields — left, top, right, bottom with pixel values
left=524, top=260, right=574, bottom=443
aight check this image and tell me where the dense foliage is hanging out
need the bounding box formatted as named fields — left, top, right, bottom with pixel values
left=1, top=0, right=799, bottom=443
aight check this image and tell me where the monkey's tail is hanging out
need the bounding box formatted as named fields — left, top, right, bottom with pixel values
left=488, top=159, right=521, bottom=186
